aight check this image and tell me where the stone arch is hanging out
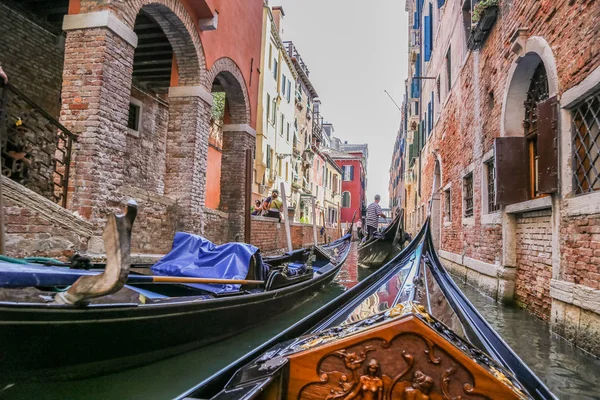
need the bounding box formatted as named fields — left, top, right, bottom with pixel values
left=81, top=0, right=207, bottom=85
left=207, top=57, right=251, bottom=125
left=501, top=36, right=559, bottom=137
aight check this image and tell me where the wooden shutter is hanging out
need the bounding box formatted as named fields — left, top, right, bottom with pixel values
left=537, top=96, right=559, bottom=194
left=424, top=16, right=431, bottom=61
left=350, top=166, right=355, bottom=181
left=495, top=137, right=529, bottom=205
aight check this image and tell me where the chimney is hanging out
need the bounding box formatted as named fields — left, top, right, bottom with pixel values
left=272, top=6, right=285, bottom=32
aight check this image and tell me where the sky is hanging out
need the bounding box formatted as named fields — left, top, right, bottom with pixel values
left=276, top=0, right=409, bottom=207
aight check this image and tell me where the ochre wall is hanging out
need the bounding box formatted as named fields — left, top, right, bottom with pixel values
left=205, top=146, right=223, bottom=209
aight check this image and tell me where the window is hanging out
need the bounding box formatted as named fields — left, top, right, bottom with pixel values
left=523, top=63, right=549, bottom=198
left=273, top=59, right=278, bottom=80
left=486, top=159, right=499, bottom=213
left=463, top=173, right=473, bottom=218
left=342, top=192, right=351, bottom=208
left=572, top=92, right=600, bottom=194
left=266, top=94, right=271, bottom=124
left=444, top=188, right=451, bottom=221
left=424, top=7, right=432, bottom=61
left=446, top=45, right=452, bottom=92
left=285, top=162, right=289, bottom=181
left=271, top=99, right=277, bottom=125
left=266, top=144, right=272, bottom=168
left=282, top=75, right=287, bottom=96
left=286, top=122, right=290, bottom=142
left=287, top=81, right=292, bottom=102
left=268, top=45, right=273, bottom=69
left=343, top=165, right=354, bottom=181
left=280, top=114, right=285, bottom=136
left=278, top=158, right=283, bottom=177
left=128, top=101, right=141, bottom=132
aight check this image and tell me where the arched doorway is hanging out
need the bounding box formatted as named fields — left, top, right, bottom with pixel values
left=500, top=40, right=559, bottom=319
left=207, top=58, right=253, bottom=241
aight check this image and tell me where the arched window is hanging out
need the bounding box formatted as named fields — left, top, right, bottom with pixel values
left=523, top=63, right=549, bottom=198
left=342, top=191, right=351, bottom=208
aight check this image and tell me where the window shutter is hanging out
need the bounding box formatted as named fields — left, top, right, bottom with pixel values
left=537, top=96, right=559, bottom=194
left=350, top=166, right=355, bottom=181
left=424, top=16, right=431, bottom=61
left=437, top=0, right=445, bottom=8
left=495, top=137, right=529, bottom=205
left=413, top=11, right=419, bottom=29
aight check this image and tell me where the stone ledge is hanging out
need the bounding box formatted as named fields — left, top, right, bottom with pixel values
left=464, top=256, right=501, bottom=278
left=63, top=11, right=138, bottom=48
left=561, top=65, right=600, bottom=108
left=222, top=124, right=257, bottom=137
left=550, top=279, right=600, bottom=315
left=505, top=196, right=552, bottom=214
left=439, top=249, right=463, bottom=265
left=562, top=191, right=600, bottom=217
left=251, top=215, right=280, bottom=223
left=203, top=207, right=229, bottom=218
left=120, top=186, right=176, bottom=206
left=2, top=177, right=93, bottom=238
left=168, top=86, right=213, bottom=105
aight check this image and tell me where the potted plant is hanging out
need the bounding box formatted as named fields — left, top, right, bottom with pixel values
left=469, top=0, right=499, bottom=48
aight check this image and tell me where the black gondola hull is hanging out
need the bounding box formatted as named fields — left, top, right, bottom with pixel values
left=0, top=237, right=351, bottom=381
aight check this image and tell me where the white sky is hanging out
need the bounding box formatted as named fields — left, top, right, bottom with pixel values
left=276, top=0, right=409, bottom=207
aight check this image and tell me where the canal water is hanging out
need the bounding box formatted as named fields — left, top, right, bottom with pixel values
left=4, top=243, right=600, bottom=399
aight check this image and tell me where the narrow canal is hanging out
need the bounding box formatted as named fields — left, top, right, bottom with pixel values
left=4, top=244, right=600, bottom=399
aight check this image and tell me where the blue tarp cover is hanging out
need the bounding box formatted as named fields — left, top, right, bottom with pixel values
left=151, top=232, right=260, bottom=294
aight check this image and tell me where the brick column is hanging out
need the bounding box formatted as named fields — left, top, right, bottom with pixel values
left=60, top=11, right=137, bottom=252
left=220, top=124, right=256, bottom=242
left=165, top=86, right=213, bottom=234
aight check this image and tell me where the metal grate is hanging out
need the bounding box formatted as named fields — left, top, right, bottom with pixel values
left=463, top=173, right=473, bottom=217
left=487, top=159, right=499, bottom=212
left=1, top=84, right=76, bottom=207
left=573, top=93, right=600, bottom=194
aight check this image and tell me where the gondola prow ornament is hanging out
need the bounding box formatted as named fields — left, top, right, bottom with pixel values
left=54, top=200, right=138, bottom=305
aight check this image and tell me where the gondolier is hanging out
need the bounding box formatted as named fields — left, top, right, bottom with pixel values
left=365, top=194, right=386, bottom=240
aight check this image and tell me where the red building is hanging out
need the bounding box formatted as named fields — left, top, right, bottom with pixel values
left=325, top=148, right=367, bottom=224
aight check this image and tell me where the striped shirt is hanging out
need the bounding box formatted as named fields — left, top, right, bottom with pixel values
left=366, top=202, right=382, bottom=228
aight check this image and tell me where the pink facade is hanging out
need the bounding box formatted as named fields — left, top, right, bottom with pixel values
left=336, top=158, right=365, bottom=223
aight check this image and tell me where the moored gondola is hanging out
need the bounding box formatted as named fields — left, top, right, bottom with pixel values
left=181, top=218, right=556, bottom=400
left=357, top=208, right=408, bottom=269
left=0, top=203, right=353, bottom=381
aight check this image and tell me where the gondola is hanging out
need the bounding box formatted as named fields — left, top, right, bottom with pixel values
left=181, top=217, right=557, bottom=400
left=357, top=208, right=407, bottom=269
left=0, top=202, right=353, bottom=381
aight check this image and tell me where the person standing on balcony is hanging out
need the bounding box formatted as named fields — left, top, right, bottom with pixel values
left=0, top=63, right=8, bottom=85
left=365, top=195, right=386, bottom=240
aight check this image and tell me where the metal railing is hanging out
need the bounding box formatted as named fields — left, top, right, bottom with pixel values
left=0, top=83, right=76, bottom=208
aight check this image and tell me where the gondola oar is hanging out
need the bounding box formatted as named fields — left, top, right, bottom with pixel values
left=0, top=264, right=265, bottom=288
left=129, top=276, right=264, bottom=285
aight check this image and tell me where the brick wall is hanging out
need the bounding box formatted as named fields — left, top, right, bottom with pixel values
left=560, top=215, right=600, bottom=290
left=515, top=210, right=553, bottom=319
left=203, top=207, right=229, bottom=244
left=3, top=177, right=92, bottom=260
left=125, top=87, right=169, bottom=195
left=250, top=216, right=341, bottom=253
left=0, top=4, right=64, bottom=117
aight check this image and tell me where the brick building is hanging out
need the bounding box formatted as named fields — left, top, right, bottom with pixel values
left=394, top=0, right=600, bottom=355
left=0, top=0, right=264, bottom=257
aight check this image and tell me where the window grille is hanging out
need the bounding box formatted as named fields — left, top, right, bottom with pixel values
left=486, top=159, right=499, bottom=212
left=463, top=173, right=473, bottom=217
left=573, top=93, right=600, bottom=194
